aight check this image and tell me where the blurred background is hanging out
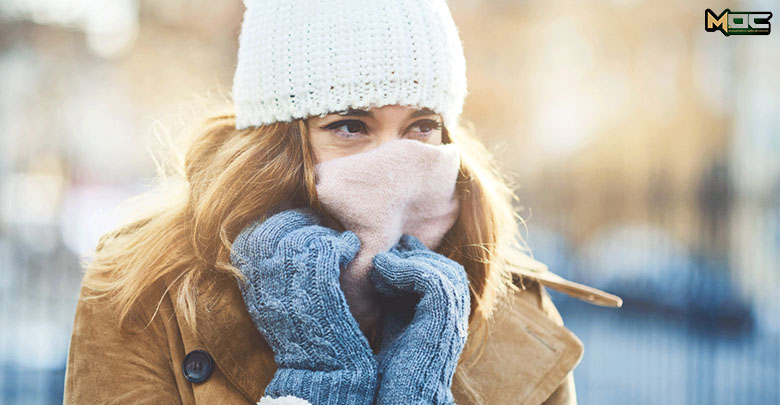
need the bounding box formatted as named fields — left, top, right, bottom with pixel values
left=0, top=0, right=777, bottom=404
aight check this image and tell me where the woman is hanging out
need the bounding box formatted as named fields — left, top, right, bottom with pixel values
left=63, top=0, right=621, bottom=404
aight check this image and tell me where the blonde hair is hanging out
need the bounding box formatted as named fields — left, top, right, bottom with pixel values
left=82, top=104, right=535, bottom=404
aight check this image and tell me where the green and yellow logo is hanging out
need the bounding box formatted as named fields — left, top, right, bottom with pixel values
left=706, top=9, right=772, bottom=36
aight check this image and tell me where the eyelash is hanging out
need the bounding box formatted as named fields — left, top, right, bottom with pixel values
left=322, top=119, right=443, bottom=139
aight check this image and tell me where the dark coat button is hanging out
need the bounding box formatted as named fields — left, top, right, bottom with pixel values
left=182, top=349, right=214, bottom=383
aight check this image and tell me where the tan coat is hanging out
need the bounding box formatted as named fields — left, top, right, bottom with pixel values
left=63, top=265, right=620, bottom=404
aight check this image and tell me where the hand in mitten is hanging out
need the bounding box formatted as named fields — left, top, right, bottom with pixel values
left=231, top=208, right=378, bottom=405
left=370, top=234, right=471, bottom=405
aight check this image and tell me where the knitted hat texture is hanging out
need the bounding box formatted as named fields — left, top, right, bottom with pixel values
left=232, top=0, right=468, bottom=130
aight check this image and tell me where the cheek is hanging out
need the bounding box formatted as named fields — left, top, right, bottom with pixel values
left=429, top=131, right=443, bottom=145
left=309, top=132, right=360, bottom=163
left=308, top=127, right=337, bottom=162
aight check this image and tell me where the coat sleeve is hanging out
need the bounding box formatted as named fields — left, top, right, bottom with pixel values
left=63, top=283, right=181, bottom=404
left=257, top=394, right=313, bottom=405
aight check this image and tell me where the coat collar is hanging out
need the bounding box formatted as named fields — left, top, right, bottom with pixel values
left=511, top=254, right=623, bottom=308
left=186, top=270, right=590, bottom=404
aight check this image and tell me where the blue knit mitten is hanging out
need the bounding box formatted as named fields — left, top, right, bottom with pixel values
left=370, top=234, right=471, bottom=405
left=231, top=208, right=378, bottom=405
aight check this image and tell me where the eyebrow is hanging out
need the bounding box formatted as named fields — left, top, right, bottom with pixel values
left=333, top=107, right=438, bottom=119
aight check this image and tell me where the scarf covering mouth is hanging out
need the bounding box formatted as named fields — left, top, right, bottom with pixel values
left=314, top=138, right=462, bottom=330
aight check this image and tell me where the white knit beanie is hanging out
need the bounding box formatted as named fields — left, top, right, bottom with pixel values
left=231, top=0, right=468, bottom=131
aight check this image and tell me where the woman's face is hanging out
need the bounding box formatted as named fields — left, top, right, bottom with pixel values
left=306, top=104, right=444, bottom=163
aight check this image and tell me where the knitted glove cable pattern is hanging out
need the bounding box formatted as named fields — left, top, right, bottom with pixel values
left=231, top=208, right=378, bottom=405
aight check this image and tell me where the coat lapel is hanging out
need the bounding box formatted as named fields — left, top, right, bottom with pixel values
left=452, top=280, right=585, bottom=404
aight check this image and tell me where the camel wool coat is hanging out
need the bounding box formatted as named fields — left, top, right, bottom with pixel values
left=63, top=263, right=620, bottom=404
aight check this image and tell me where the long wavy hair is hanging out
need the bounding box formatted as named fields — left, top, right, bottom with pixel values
left=81, top=103, right=537, bottom=404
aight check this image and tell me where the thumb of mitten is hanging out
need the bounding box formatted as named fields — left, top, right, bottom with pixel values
left=335, top=230, right=361, bottom=268
left=396, top=234, right=428, bottom=253
left=370, top=251, right=420, bottom=297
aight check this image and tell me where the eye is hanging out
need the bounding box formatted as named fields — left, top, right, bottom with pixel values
left=407, top=119, right=443, bottom=138
left=323, top=120, right=367, bottom=139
